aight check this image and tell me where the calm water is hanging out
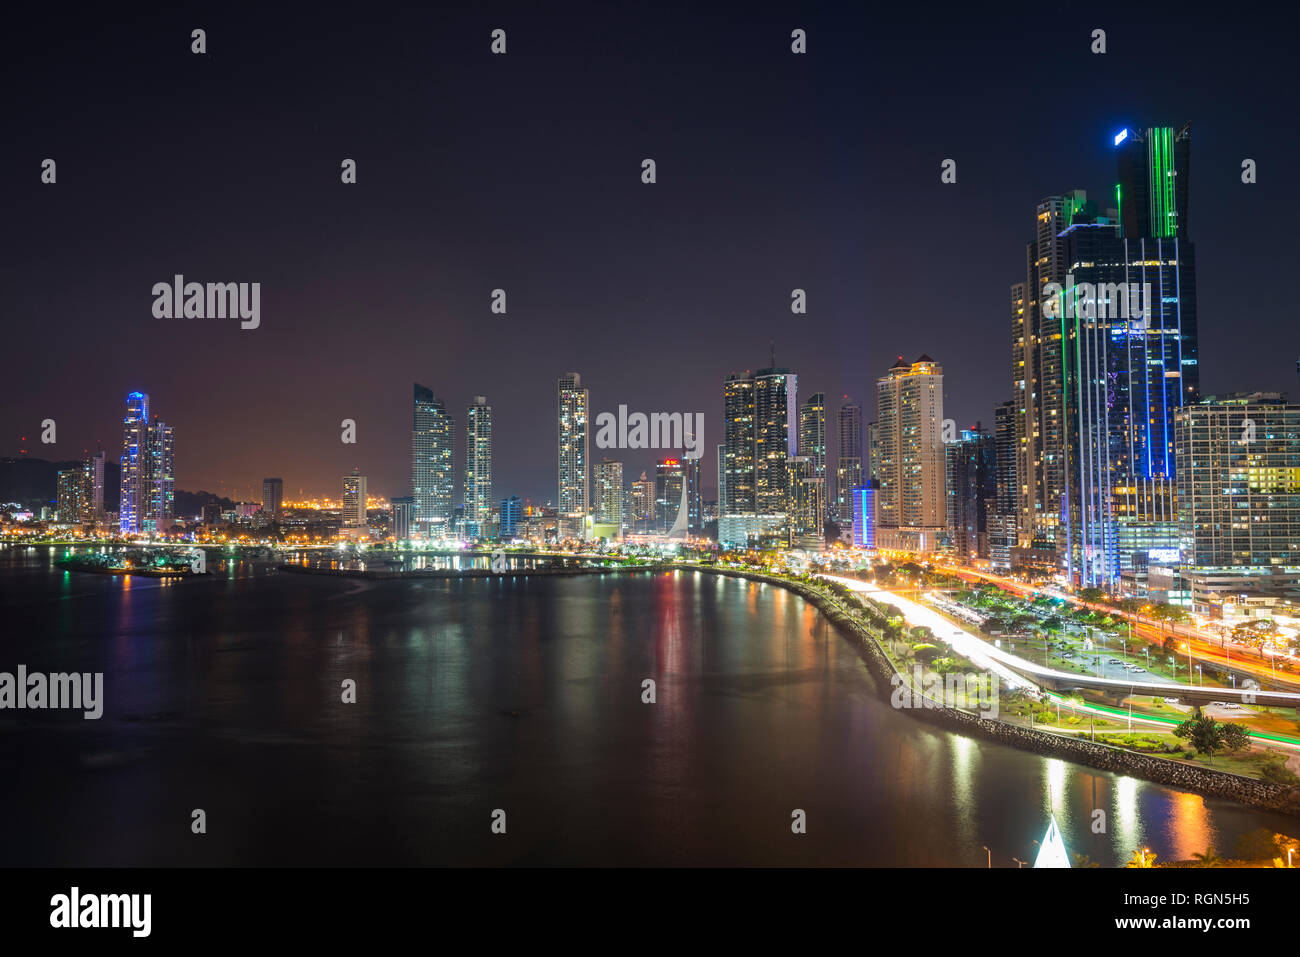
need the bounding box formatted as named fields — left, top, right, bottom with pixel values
left=1, top=545, right=1295, bottom=866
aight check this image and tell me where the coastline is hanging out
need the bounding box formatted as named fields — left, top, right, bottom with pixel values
left=693, top=564, right=1300, bottom=819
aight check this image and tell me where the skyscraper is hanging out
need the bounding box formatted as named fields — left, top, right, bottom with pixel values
left=342, top=469, right=368, bottom=532
left=147, top=420, right=174, bottom=532
left=557, top=373, right=590, bottom=528
left=118, top=392, right=174, bottom=534
left=631, top=472, right=655, bottom=535
left=593, top=458, right=623, bottom=536
left=390, top=495, right=414, bottom=540
left=57, top=467, right=87, bottom=524
left=465, top=396, right=493, bottom=526
left=1014, top=189, right=1090, bottom=554
left=119, top=391, right=150, bottom=534
left=720, top=364, right=796, bottom=546
left=1060, top=126, right=1199, bottom=587
left=412, top=383, right=454, bottom=537
left=753, top=366, right=797, bottom=515
left=835, top=402, right=863, bottom=523
left=876, top=356, right=946, bottom=552
left=798, top=392, right=826, bottom=486
left=499, top=496, right=522, bottom=540
left=1175, top=393, right=1300, bottom=610
left=722, top=373, right=755, bottom=514
left=262, top=477, right=284, bottom=523
left=655, top=458, right=685, bottom=533
left=84, top=451, right=105, bottom=523
left=945, top=426, right=997, bottom=562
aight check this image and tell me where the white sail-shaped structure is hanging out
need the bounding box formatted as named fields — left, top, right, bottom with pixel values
left=1033, top=815, right=1071, bottom=868
left=667, top=474, right=689, bottom=540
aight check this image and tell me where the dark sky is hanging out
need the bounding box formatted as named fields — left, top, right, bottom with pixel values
left=4, top=3, right=1297, bottom=505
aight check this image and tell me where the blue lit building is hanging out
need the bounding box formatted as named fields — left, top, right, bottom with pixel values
left=499, top=496, right=522, bottom=540
left=1059, top=125, right=1199, bottom=588
left=851, top=483, right=877, bottom=549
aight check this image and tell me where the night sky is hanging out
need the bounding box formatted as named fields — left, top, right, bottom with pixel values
left=5, top=3, right=1296, bottom=505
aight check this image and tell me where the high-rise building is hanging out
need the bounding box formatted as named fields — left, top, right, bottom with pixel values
left=262, top=478, right=284, bottom=523
left=798, top=392, right=826, bottom=490
left=119, top=392, right=150, bottom=533
left=876, top=356, right=946, bottom=552
left=866, top=420, right=881, bottom=485
left=852, top=483, right=877, bottom=549
left=720, top=364, right=796, bottom=546
left=631, top=473, right=656, bottom=535
left=835, top=402, right=863, bottom=523
left=990, top=401, right=1018, bottom=571
left=118, top=392, right=174, bottom=534
left=753, top=367, right=797, bottom=515
left=85, top=451, right=105, bottom=522
left=593, top=459, right=623, bottom=536
left=945, top=426, right=997, bottom=562
left=499, top=496, right=522, bottom=539
left=391, top=495, right=414, bottom=540
left=787, top=455, right=824, bottom=548
left=685, top=455, right=702, bottom=534
left=1013, top=190, right=1090, bottom=554
left=722, top=373, right=755, bottom=514
left=57, top=468, right=87, bottom=524
left=147, top=420, right=174, bottom=532
left=342, top=469, right=368, bottom=531
left=716, top=443, right=726, bottom=520
left=655, top=458, right=685, bottom=533
left=1174, top=393, right=1300, bottom=610
left=992, top=401, right=1017, bottom=520
left=465, top=396, right=493, bottom=526
left=1058, top=126, right=1199, bottom=587
left=557, top=373, right=590, bottom=530
left=412, top=384, right=454, bottom=536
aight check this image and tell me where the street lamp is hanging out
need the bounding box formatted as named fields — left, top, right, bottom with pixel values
left=982, top=845, right=991, bottom=868
left=1012, top=857, right=1025, bottom=869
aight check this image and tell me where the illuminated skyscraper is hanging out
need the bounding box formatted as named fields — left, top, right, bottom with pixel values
left=631, top=472, right=656, bottom=534
left=465, top=396, right=493, bottom=526
left=85, top=451, right=105, bottom=522
left=945, top=426, right=996, bottom=562
left=798, top=392, right=826, bottom=486
left=262, top=477, right=284, bottom=523
left=412, top=383, right=454, bottom=536
left=1061, top=125, right=1199, bottom=587
left=557, top=373, right=590, bottom=527
left=655, top=458, right=685, bottom=533
left=1175, top=394, right=1300, bottom=610
left=722, top=373, right=755, bottom=514
left=753, top=367, right=797, bottom=515
left=342, top=469, right=368, bottom=530
left=147, top=420, right=174, bottom=532
left=835, top=402, right=862, bottom=523
left=118, top=392, right=174, bottom=534
left=119, top=392, right=150, bottom=533
left=593, top=458, right=623, bottom=534
left=876, top=356, right=945, bottom=552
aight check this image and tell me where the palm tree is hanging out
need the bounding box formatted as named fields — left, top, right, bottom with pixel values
left=1071, top=852, right=1100, bottom=869
left=1191, top=849, right=1222, bottom=867
left=1125, top=848, right=1157, bottom=868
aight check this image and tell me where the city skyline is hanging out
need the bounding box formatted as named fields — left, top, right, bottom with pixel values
left=5, top=9, right=1295, bottom=506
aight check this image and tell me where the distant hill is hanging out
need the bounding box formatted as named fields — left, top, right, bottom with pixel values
left=175, top=490, right=237, bottom=517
